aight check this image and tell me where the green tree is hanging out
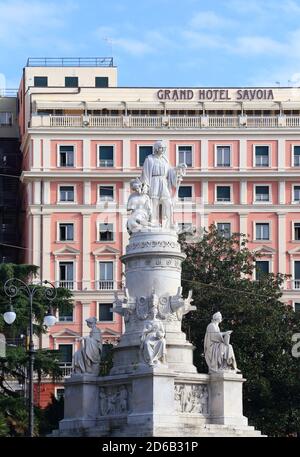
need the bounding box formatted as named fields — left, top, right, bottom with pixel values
left=0, top=263, right=73, bottom=436
left=180, top=225, right=300, bottom=437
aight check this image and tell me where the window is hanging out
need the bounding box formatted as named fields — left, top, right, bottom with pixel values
left=293, top=186, right=300, bottom=202
left=99, top=303, right=113, bottom=321
left=216, top=186, right=231, bottom=202
left=0, top=112, right=13, bottom=126
left=99, top=261, right=114, bottom=289
left=178, top=145, right=192, bottom=167
left=294, top=303, right=300, bottom=312
left=293, top=146, right=300, bottom=167
left=99, top=186, right=114, bottom=201
left=58, top=344, right=73, bottom=366
left=34, top=76, right=48, bottom=87
left=58, top=304, right=73, bottom=322
left=256, top=223, right=270, bottom=241
left=178, top=186, right=192, bottom=200
left=255, top=146, right=269, bottom=167
left=217, top=223, right=231, bottom=238
left=216, top=146, right=231, bottom=167
left=294, top=223, right=300, bottom=241
left=98, top=145, right=114, bottom=167
left=138, top=146, right=153, bottom=166
left=99, top=223, right=114, bottom=241
left=65, top=77, right=78, bottom=87
left=59, top=223, right=74, bottom=241
left=294, top=261, right=300, bottom=289
left=255, top=186, right=270, bottom=202
left=55, top=388, right=65, bottom=400
left=59, top=145, right=74, bottom=167
left=59, top=262, right=74, bottom=289
left=255, top=261, right=269, bottom=280
left=95, top=77, right=109, bottom=88
left=59, top=186, right=74, bottom=202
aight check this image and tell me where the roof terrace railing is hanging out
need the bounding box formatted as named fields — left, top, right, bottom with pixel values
left=0, top=89, right=18, bottom=97
left=26, top=57, right=114, bottom=67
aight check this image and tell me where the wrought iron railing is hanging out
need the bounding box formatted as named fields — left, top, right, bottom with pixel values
left=26, top=57, right=114, bottom=67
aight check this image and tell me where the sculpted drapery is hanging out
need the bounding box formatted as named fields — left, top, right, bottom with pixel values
left=204, top=312, right=238, bottom=373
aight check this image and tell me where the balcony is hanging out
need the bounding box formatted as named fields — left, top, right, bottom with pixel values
left=59, top=363, right=73, bottom=377
left=289, top=280, right=300, bottom=290
left=30, top=114, right=300, bottom=129
left=97, top=280, right=115, bottom=290
left=57, top=280, right=75, bottom=290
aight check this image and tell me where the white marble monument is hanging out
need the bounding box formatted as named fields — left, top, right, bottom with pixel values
left=55, top=141, right=263, bottom=437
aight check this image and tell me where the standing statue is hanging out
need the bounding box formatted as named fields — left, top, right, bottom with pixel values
left=73, top=317, right=102, bottom=375
left=140, top=140, right=186, bottom=228
left=127, top=178, right=152, bottom=234
left=140, top=307, right=167, bottom=366
left=204, top=312, right=239, bottom=374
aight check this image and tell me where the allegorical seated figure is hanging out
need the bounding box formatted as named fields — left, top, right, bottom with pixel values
left=204, top=311, right=239, bottom=374
left=127, top=178, right=152, bottom=235
left=140, top=307, right=167, bottom=366
left=73, top=317, right=102, bottom=375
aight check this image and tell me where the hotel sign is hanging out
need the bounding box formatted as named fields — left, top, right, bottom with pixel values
left=156, top=89, right=274, bottom=102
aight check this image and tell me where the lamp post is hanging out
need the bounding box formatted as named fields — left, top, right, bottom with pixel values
left=3, top=278, right=57, bottom=437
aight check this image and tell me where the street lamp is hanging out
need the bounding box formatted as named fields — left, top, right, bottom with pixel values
left=3, top=278, right=57, bottom=437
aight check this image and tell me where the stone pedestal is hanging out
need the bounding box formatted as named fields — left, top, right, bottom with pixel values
left=209, top=372, right=248, bottom=426
left=59, top=374, right=99, bottom=432
left=54, top=229, right=263, bottom=437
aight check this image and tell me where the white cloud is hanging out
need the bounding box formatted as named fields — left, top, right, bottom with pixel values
left=113, top=38, right=154, bottom=56
left=234, top=36, right=286, bottom=55
left=0, top=0, right=77, bottom=46
left=94, top=26, right=155, bottom=57
left=182, top=30, right=227, bottom=49
left=190, top=10, right=236, bottom=29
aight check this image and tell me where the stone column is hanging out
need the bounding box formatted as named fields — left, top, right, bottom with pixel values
left=42, top=214, right=51, bottom=281
left=122, top=138, right=130, bottom=171
left=279, top=180, right=285, bottom=205
left=32, top=137, right=42, bottom=170
left=201, top=139, right=208, bottom=171
left=278, top=138, right=285, bottom=172
left=239, top=213, right=248, bottom=237
left=83, top=139, right=91, bottom=171
left=239, top=139, right=247, bottom=171
left=240, top=180, right=247, bottom=205
left=82, top=214, right=91, bottom=290
left=43, top=138, right=51, bottom=171
left=278, top=212, right=286, bottom=276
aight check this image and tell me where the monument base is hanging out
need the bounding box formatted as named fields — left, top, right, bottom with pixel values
left=53, top=369, right=264, bottom=437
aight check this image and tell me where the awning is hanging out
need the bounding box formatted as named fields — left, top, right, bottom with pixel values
left=85, top=101, right=125, bottom=110
left=35, top=101, right=84, bottom=110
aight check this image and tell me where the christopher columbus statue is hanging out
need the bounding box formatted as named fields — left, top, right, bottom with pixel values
left=140, top=140, right=186, bottom=229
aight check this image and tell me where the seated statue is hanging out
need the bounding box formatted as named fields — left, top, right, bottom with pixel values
left=204, top=312, right=239, bottom=374
left=127, top=178, right=152, bottom=235
left=140, top=308, right=167, bottom=366
left=73, top=317, right=102, bottom=375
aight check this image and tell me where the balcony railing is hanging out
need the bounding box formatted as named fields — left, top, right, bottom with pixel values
left=27, top=57, right=114, bottom=67
left=59, top=363, right=73, bottom=377
left=57, top=280, right=74, bottom=290
left=97, top=280, right=115, bottom=290
left=289, top=280, right=300, bottom=290
left=30, top=114, right=300, bottom=129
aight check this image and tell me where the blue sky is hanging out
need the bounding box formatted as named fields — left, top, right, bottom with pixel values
left=1, top=0, right=300, bottom=88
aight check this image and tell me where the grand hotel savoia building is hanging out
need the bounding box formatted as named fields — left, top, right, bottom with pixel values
left=16, top=57, right=300, bottom=404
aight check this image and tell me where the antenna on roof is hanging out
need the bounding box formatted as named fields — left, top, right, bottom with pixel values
left=103, top=37, right=114, bottom=56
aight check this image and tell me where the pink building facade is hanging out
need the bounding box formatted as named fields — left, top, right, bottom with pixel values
left=18, top=58, right=300, bottom=402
